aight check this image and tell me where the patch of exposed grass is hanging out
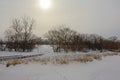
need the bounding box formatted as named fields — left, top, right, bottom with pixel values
left=6, top=60, right=21, bottom=67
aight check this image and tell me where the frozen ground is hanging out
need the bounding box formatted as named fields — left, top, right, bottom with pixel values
left=0, top=45, right=120, bottom=80
left=0, top=56, right=120, bottom=80
left=0, top=45, right=111, bottom=57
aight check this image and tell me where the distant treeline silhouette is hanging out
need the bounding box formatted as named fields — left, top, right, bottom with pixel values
left=0, top=17, right=120, bottom=52
left=45, top=25, right=120, bottom=52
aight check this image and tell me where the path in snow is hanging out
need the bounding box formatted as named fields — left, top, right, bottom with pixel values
left=0, top=54, right=43, bottom=61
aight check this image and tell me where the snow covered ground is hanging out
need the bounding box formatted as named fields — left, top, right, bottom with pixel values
left=0, top=45, right=120, bottom=80
left=0, top=56, right=120, bottom=80
left=0, top=45, right=111, bottom=57
left=0, top=45, right=53, bottom=57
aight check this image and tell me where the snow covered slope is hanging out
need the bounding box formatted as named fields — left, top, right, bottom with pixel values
left=0, top=56, right=120, bottom=80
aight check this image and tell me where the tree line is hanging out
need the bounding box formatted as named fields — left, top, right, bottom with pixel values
left=0, top=16, right=120, bottom=52
left=0, top=16, right=43, bottom=52
left=45, top=25, right=120, bottom=52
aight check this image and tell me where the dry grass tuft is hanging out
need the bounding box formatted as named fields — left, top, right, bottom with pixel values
left=92, top=55, right=102, bottom=60
left=73, top=56, right=93, bottom=63
left=6, top=60, right=21, bottom=67
left=55, top=58, right=69, bottom=64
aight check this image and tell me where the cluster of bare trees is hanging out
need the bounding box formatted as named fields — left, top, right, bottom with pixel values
left=45, top=25, right=120, bottom=52
left=0, top=16, right=51, bottom=52
left=102, top=36, right=120, bottom=51
left=3, top=16, right=37, bottom=52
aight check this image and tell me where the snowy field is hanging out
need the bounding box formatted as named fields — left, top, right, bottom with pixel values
left=0, top=45, right=120, bottom=80
left=0, top=45, right=112, bottom=57
left=0, top=56, right=120, bottom=80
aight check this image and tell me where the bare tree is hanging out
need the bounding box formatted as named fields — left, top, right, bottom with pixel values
left=21, top=17, right=35, bottom=51
left=5, top=16, right=36, bottom=52
left=45, top=25, right=77, bottom=52
left=45, top=26, right=105, bottom=52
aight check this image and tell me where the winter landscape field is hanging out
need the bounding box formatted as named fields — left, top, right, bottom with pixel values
left=0, top=45, right=120, bottom=80
left=0, top=0, right=120, bottom=80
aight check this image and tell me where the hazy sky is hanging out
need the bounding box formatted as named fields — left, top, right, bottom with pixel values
left=0, top=0, right=120, bottom=38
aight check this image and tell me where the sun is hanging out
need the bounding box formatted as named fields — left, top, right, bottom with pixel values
left=39, top=0, right=51, bottom=9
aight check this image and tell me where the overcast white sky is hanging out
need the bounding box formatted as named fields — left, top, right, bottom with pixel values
left=0, top=0, right=120, bottom=38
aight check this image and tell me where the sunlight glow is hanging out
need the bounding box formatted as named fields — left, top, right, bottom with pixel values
left=39, top=0, right=51, bottom=9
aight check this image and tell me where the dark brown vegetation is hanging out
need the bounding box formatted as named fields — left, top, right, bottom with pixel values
left=45, top=25, right=120, bottom=52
